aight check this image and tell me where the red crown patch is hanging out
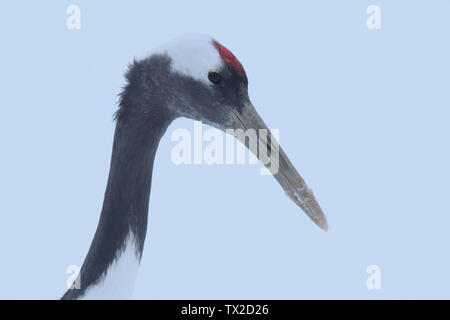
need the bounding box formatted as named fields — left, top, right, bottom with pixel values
left=213, top=40, right=246, bottom=77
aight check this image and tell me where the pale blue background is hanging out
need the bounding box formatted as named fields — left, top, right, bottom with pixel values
left=0, top=1, right=449, bottom=299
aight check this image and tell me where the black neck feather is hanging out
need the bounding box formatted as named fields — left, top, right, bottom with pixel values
left=62, top=58, right=174, bottom=299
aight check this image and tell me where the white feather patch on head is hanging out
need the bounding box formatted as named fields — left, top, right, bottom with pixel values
left=153, top=34, right=224, bottom=84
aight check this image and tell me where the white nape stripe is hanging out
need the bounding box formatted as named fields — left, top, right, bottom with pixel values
left=79, top=233, right=140, bottom=300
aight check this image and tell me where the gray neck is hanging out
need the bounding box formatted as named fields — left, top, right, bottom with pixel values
left=62, top=57, right=175, bottom=299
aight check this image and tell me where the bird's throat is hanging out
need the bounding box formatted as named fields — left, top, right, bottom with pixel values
left=62, top=100, right=173, bottom=299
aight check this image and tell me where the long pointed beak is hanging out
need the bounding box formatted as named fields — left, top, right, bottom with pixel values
left=226, top=102, right=328, bottom=230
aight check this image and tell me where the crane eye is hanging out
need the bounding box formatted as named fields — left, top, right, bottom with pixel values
left=208, top=71, right=222, bottom=85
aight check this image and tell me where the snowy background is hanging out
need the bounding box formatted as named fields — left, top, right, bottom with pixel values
left=0, top=1, right=449, bottom=299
